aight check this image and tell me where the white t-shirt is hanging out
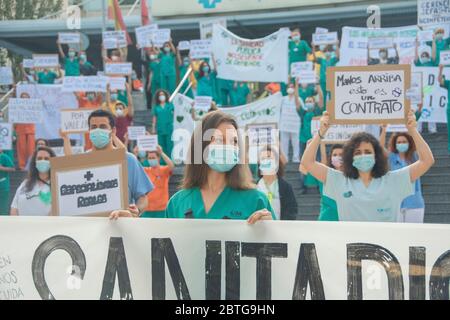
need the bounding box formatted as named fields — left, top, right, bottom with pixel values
left=11, top=180, right=51, bottom=216
left=257, top=178, right=281, bottom=220
left=323, top=167, right=415, bottom=222
left=280, top=96, right=301, bottom=134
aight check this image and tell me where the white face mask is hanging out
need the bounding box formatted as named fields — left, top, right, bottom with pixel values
left=116, top=109, right=124, bottom=117
left=287, top=88, right=295, bottom=95
left=158, top=95, right=166, bottom=103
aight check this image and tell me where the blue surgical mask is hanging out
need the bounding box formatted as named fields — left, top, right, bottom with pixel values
left=138, top=150, right=147, bottom=158
left=396, top=143, right=409, bottom=153
left=206, top=144, right=239, bottom=173
left=183, top=60, right=190, bottom=66
left=148, top=159, right=159, bottom=167
left=110, top=93, right=118, bottom=101
left=436, top=33, right=444, bottom=41
left=202, top=66, right=210, bottom=73
left=352, top=154, right=375, bottom=172
left=420, top=56, right=430, bottom=64
left=305, top=102, right=315, bottom=110
left=325, top=52, right=332, bottom=59
left=68, top=51, right=76, bottom=58
left=319, top=44, right=326, bottom=51
left=89, top=128, right=111, bottom=149
left=164, top=47, right=171, bottom=53
left=80, top=54, right=87, bottom=61
left=36, top=160, right=50, bottom=173
left=259, top=158, right=277, bottom=175
left=292, top=35, right=300, bottom=42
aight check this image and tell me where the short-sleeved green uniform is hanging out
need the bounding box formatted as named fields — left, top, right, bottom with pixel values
left=316, top=56, right=338, bottom=108
left=149, top=60, right=161, bottom=96
left=230, top=83, right=250, bottom=106
left=414, top=59, right=435, bottom=67
left=152, top=102, right=174, bottom=162
left=216, top=78, right=233, bottom=106
left=159, top=52, right=176, bottom=94
left=196, top=71, right=218, bottom=100
left=37, top=71, right=57, bottom=84
left=298, top=85, right=317, bottom=104
left=166, top=186, right=276, bottom=220
left=426, top=38, right=450, bottom=65
left=0, top=152, right=14, bottom=215
left=64, top=57, right=80, bottom=76
left=289, top=40, right=311, bottom=64
left=317, top=181, right=338, bottom=221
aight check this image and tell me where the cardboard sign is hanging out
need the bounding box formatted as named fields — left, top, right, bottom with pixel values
left=104, top=63, right=132, bottom=76
left=52, top=145, right=85, bottom=157
left=312, top=32, right=338, bottom=45
left=108, top=76, right=126, bottom=91
left=327, top=64, right=411, bottom=125
left=50, top=148, right=128, bottom=216
left=102, top=31, right=127, bottom=49
left=297, top=70, right=317, bottom=84
left=0, top=123, right=12, bottom=150
left=60, top=109, right=95, bottom=133
left=135, top=24, right=159, bottom=48
left=0, top=66, right=13, bottom=85
left=137, top=134, right=158, bottom=151
left=178, top=41, right=191, bottom=51
left=62, top=76, right=108, bottom=92
left=8, top=98, right=44, bottom=124
left=315, top=27, right=329, bottom=34
left=311, top=117, right=366, bottom=143
left=194, top=96, right=212, bottom=112
left=58, top=32, right=80, bottom=44
left=127, top=126, right=146, bottom=140
left=386, top=124, right=408, bottom=132
left=32, top=54, right=59, bottom=68
left=407, top=71, right=423, bottom=104
left=189, top=39, right=212, bottom=59
left=417, top=30, right=434, bottom=42
left=22, top=59, right=34, bottom=69
left=246, top=123, right=278, bottom=147
left=417, top=0, right=450, bottom=26
left=151, top=29, right=171, bottom=48
left=440, top=51, right=450, bottom=66
left=368, top=37, right=394, bottom=49
left=200, top=18, right=227, bottom=39
left=291, top=61, right=313, bottom=77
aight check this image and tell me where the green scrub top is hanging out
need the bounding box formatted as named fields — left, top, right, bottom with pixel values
left=444, top=79, right=450, bottom=107
left=317, top=56, right=338, bottom=85
left=152, top=102, right=174, bottom=135
left=426, top=38, right=450, bottom=65
left=289, top=40, right=311, bottom=64
left=298, top=105, right=322, bottom=143
left=0, top=152, right=14, bottom=191
left=414, top=60, right=435, bottom=67
left=166, top=186, right=276, bottom=220
left=117, top=89, right=128, bottom=106
left=196, top=71, right=217, bottom=98
left=159, top=52, right=176, bottom=76
left=37, top=71, right=57, bottom=84
left=298, top=85, right=317, bottom=103
left=64, top=57, right=80, bottom=76
left=248, top=163, right=259, bottom=182
left=230, top=83, right=250, bottom=106
left=317, top=181, right=339, bottom=221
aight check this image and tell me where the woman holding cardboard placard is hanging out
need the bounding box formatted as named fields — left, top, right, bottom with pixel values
left=300, top=110, right=434, bottom=222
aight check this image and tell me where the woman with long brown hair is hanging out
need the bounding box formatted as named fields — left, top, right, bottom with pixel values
left=166, top=111, right=275, bottom=223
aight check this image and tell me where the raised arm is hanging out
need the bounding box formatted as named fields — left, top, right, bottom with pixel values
left=316, top=84, right=324, bottom=109
left=60, top=130, right=73, bottom=156
left=101, top=43, right=108, bottom=62
left=432, top=34, right=437, bottom=64
left=335, top=40, right=340, bottom=60
left=406, top=110, right=435, bottom=182
left=438, top=64, right=445, bottom=86
left=320, top=142, right=327, bottom=165
left=414, top=39, right=419, bottom=63
left=176, top=47, right=182, bottom=66
left=126, top=82, right=134, bottom=117
left=158, top=145, right=174, bottom=170
left=294, top=81, right=301, bottom=109
left=211, top=53, right=218, bottom=71
left=57, top=39, right=65, bottom=59
left=379, top=124, right=388, bottom=151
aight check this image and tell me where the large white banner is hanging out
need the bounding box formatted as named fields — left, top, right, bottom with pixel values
left=417, top=0, right=450, bottom=26
left=339, top=26, right=419, bottom=66
left=212, top=25, right=289, bottom=82
left=16, top=84, right=79, bottom=140
left=2, top=217, right=450, bottom=300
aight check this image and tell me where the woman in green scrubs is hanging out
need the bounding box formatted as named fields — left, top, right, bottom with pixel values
left=195, top=57, right=218, bottom=100
left=159, top=40, right=177, bottom=94
left=166, top=111, right=276, bottom=223
left=312, top=43, right=339, bottom=108
left=229, top=81, right=250, bottom=106
left=0, top=150, right=15, bottom=215
left=151, top=90, right=174, bottom=162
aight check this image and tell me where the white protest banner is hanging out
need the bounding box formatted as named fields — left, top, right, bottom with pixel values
left=368, top=37, right=394, bottom=49
left=137, top=135, right=158, bottom=151
left=135, top=24, right=158, bottom=48
left=189, top=39, right=212, bottom=59
left=290, top=61, right=313, bottom=77
left=386, top=124, right=408, bottom=132
left=16, top=84, right=79, bottom=140
left=50, top=149, right=128, bottom=216
left=246, top=123, right=278, bottom=147
left=280, top=98, right=301, bottom=134
left=152, top=29, right=171, bottom=47
left=3, top=217, right=450, bottom=300
left=58, top=32, right=80, bottom=44
left=62, top=76, right=108, bottom=92
left=339, top=26, right=419, bottom=66
left=315, top=27, right=329, bottom=34
left=312, top=32, right=338, bottom=45
left=311, top=117, right=366, bottom=143
left=8, top=98, right=44, bottom=124
left=178, top=41, right=190, bottom=51
left=32, top=54, right=59, bottom=68
left=127, top=126, right=146, bottom=140
left=297, top=70, right=317, bottom=84
left=200, top=18, right=227, bottom=39
left=417, top=30, right=434, bottom=42
left=60, top=109, right=94, bottom=133
left=108, top=76, right=126, bottom=91
left=0, top=123, right=12, bottom=150
left=194, top=96, right=212, bottom=112
left=102, top=31, right=127, bottom=49
left=417, top=0, right=450, bottom=26
left=327, top=65, right=411, bottom=124
left=52, top=145, right=84, bottom=157
left=22, top=59, right=34, bottom=69
left=0, top=66, right=13, bottom=85
left=212, top=25, right=289, bottom=82
left=104, top=63, right=132, bottom=75
left=440, top=51, right=450, bottom=65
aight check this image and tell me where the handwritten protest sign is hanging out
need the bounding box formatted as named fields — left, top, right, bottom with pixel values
left=108, top=76, right=126, bottom=91
left=22, top=59, right=34, bottom=69
left=102, top=31, right=127, bottom=49
left=50, top=148, right=128, bottom=216
left=194, top=96, right=212, bottom=112
left=58, top=32, right=80, bottom=44
left=200, top=18, right=227, bottom=39
left=407, top=72, right=423, bottom=104
left=62, top=76, right=108, bottom=92
left=417, top=30, right=434, bottom=42
left=8, top=98, right=44, bottom=124
left=440, top=51, right=450, bottom=65
left=152, top=29, right=171, bottom=48
left=0, top=123, right=12, bottom=150
left=60, top=109, right=94, bottom=133
left=104, top=63, right=132, bottom=75
left=297, top=70, right=317, bottom=84
left=417, top=0, right=450, bottom=26
left=368, top=37, right=394, bottom=49
left=178, top=41, right=191, bottom=51
left=189, top=40, right=212, bottom=59
left=246, top=123, right=278, bottom=147
left=52, top=145, right=84, bottom=157
left=311, top=117, right=366, bottom=143
left=137, top=135, right=158, bottom=151
left=280, top=100, right=301, bottom=134
left=32, top=54, right=59, bottom=68
left=386, top=124, right=408, bottom=133
left=312, top=32, right=338, bottom=45
left=291, top=61, right=313, bottom=77
left=135, top=24, right=158, bottom=48
left=327, top=64, right=411, bottom=124
left=127, top=126, right=146, bottom=140
left=315, top=27, right=329, bottom=34
left=0, top=66, right=13, bottom=85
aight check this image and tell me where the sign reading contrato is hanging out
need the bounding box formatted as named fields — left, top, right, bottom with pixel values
left=2, top=218, right=450, bottom=300
left=50, top=148, right=128, bottom=217
left=327, top=64, right=411, bottom=124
